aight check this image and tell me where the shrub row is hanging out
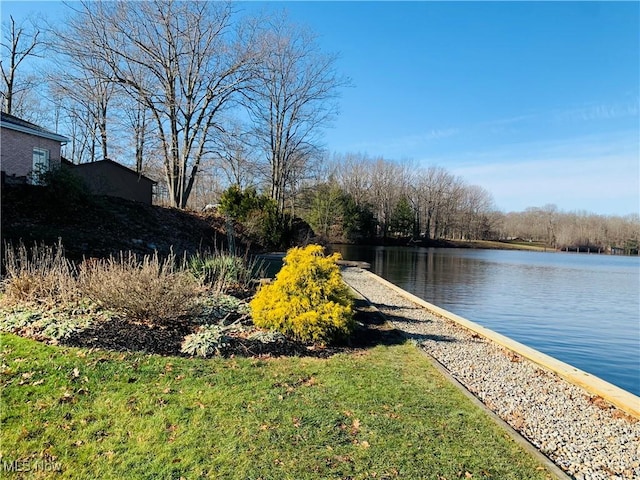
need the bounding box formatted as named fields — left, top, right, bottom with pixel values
left=1, top=242, right=256, bottom=325
left=2, top=241, right=356, bottom=349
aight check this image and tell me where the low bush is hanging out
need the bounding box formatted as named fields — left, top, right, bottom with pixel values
left=193, top=293, right=250, bottom=324
left=181, top=325, right=232, bottom=357
left=0, top=309, right=41, bottom=332
left=246, top=330, right=287, bottom=344
left=39, top=165, right=91, bottom=205
left=0, top=303, right=96, bottom=342
left=218, top=185, right=305, bottom=249
left=2, top=243, right=257, bottom=332
left=218, top=185, right=265, bottom=222
left=249, top=244, right=354, bottom=345
left=79, top=251, right=201, bottom=324
left=39, top=315, right=88, bottom=342
left=188, top=252, right=261, bottom=292
left=1, top=240, right=79, bottom=306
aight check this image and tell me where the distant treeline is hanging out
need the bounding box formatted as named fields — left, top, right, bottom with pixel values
left=289, top=154, right=639, bottom=254
left=500, top=207, right=639, bottom=254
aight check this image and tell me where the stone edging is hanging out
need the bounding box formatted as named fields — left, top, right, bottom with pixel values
left=360, top=269, right=640, bottom=420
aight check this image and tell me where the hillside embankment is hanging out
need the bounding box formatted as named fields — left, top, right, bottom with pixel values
left=1, top=184, right=240, bottom=260
left=0, top=184, right=555, bottom=259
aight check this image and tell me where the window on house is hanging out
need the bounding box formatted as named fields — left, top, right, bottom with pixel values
left=31, top=148, right=50, bottom=184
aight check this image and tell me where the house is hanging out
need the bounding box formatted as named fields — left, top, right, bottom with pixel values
left=0, top=112, right=69, bottom=184
left=1, top=112, right=155, bottom=204
left=66, top=158, right=156, bottom=205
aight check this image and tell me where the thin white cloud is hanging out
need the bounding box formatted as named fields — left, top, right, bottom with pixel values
left=481, top=113, right=539, bottom=128
left=553, top=100, right=639, bottom=122
left=443, top=131, right=640, bottom=215
left=422, top=128, right=460, bottom=141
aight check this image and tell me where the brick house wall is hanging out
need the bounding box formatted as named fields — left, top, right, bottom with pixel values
left=1, top=127, right=63, bottom=178
left=1, top=113, right=68, bottom=181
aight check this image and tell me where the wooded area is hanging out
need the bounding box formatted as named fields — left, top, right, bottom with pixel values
left=2, top=1, right=346, bottom=211
left=295, top=153, right=639, bottom=254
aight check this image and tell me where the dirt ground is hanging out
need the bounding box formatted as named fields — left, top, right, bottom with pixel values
left=62, top=298, right=404, bottom=359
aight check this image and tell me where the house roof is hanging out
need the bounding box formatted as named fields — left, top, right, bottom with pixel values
left=70, top=158, right=157, bottom=184
left=0, top=112, right=69, bottom=143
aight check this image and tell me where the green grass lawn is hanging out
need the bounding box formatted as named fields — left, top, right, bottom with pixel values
left=1, top=333, right=553, bottom=479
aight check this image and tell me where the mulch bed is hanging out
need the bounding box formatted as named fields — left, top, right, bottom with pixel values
left=62, top=298, right=405, bottom=359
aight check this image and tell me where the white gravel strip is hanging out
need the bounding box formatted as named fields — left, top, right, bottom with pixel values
left=342, top=267, right=640, bottom=480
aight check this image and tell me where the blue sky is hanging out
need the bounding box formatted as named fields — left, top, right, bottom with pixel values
left=3, top=1, right=639, bottom=215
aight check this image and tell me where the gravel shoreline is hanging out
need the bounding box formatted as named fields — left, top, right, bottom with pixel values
left=341, top=267, right=640, bottom=480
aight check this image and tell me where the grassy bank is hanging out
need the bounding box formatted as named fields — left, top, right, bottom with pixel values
left=344, top=238, right=553, bottom=252
left=1, top=334, right=553, bottom=479
left=455, top=239, right=551, bottom=252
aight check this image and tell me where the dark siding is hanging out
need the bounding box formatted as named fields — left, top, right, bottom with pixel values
left=70, top=160, right=154, bottom=205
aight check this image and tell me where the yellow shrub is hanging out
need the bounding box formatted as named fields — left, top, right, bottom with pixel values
left=249, top=245, right=354, bottom=344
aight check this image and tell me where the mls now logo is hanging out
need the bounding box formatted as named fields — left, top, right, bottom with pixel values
left=3, top=459, right=62, bottom=473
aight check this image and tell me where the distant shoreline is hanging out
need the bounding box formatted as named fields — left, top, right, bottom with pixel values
left=332, top=238, right=638, bottom=255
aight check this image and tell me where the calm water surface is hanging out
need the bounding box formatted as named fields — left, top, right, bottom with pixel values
left=334, top=245, right=640, bottom=397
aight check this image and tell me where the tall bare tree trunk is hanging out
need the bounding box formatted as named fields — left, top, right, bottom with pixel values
left=60, top=0, right=260, bottom=208
left=1, top=15, right=42, bottom=115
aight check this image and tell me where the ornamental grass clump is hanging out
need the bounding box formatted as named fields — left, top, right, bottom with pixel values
left=78, top=251, right=201, bottom=325
left=249, top=244, right=354, bottom=345
left=1, top=240, right=79, bottom=306
left=187, top=251, right=262, bottom=293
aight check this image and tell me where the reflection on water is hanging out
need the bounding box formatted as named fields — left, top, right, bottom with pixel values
left=334, top=245, right=640, bottom=397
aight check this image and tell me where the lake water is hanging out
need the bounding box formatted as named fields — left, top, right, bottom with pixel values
left=333, top=245, right=640, bottom=397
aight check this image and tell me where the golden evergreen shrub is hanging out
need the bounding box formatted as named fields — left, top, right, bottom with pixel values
left=249, top=244, right=354, bottom=344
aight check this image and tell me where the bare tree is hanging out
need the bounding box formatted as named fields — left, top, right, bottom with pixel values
left=211, top=120, right=258, bottom=190
left=455, top=184, right=496, bottom=240
left=63, top=0, right=260, bottom=208
left=61, top=100, right=95, bottom=164
left=48, top=62, right=114, bottom=162
left=416, top=166, right=458, bottom=240
left=368, top=158, right=406, bottom=238
left=127, top=97, right=152, bottom=174
left=501, top=207, right=639, bottom=253
left=1, top=15, right=44, bottom=116
left=244, top=14, right=350, bottom=212
left=434, top=175, right=465, bottom=239
left=107, top=89, right=157, bottom=174
left=333, top=152, right=374, bottom=207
